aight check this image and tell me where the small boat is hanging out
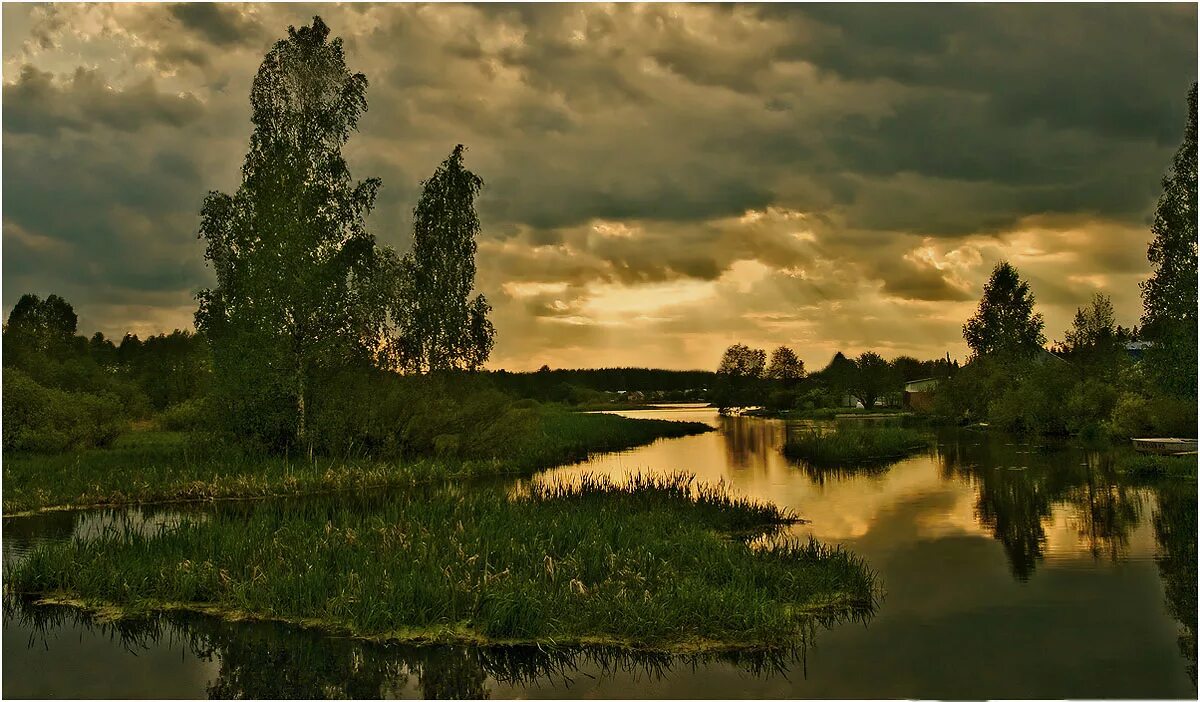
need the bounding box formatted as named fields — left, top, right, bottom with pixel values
left=1131, top=438, right=1199, bottom=455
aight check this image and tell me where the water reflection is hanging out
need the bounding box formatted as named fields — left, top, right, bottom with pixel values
left=3, top=596, right=814, bottom=699
left=1152, top=478, right=1198, bottom=683
left=936, top=432, right=1150, bottom=580
left=3, top=409, right=1196, bottom=697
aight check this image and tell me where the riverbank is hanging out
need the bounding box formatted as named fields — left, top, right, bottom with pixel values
left=743, top=407, right=911, bottom=420
left=2, top=410, right=712, bottom=516
left=8, top=473, right=878, bottom=653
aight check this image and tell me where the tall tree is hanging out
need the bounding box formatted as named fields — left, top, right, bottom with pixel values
left=1141, top=83, right=1198, bottom=399
left=713, top=343, right=766, bottom=408
left=963, top=261, right=1045, bottom=360
left=765, top=346, right=805, bottom=387
left=393, top=145, right=495, bottom=373
left=849, top=351, right=900, bottom=409
left=195, top=17, right=388, bottom=448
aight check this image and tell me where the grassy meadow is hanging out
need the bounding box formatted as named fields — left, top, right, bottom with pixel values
left=2, top=408, right=711, bottom=515
left=9, top=473, right=878, bottom=652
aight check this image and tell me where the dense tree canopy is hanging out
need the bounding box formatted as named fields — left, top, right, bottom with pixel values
left=393, top=145, right=495, bottom=373
left=1141, top=83, right=1198, bottom=399
left=766, top=346, right=805, bottom=386
left=848, top=351, right=901, bottom=409
left=195, top=17, right=392, bottom=447
left=3, top=293, right=78, bottom=361
left=963, top=261, right=1045, bottom=360
left=713, top=343, right=766, bottom=408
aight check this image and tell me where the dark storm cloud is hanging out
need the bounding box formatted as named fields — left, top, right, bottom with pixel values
left=880, top=259, right=972, bottom=303
left=2, top=3, right=1194, bottom=366
left=3, top=65, right=203, bottom=135
left=781, top=4, right=1194, bottom=144
left=168, top=3, right=264, bottom=47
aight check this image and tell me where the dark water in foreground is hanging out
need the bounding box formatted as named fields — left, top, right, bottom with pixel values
left=3, top=407, right=1196, bottom=698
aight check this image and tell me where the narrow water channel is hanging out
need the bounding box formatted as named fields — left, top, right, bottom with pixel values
left=4, top=407, right=1195, bottom=698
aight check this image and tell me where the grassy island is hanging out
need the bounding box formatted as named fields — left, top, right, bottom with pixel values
left=782, top=422, right=929, bottom=467
left=2, top=409, right=711, bottom=516
left=8, top=473, right=878, bottom=652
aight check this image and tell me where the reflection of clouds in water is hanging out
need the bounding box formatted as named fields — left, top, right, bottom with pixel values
left=3, top=410, right=1192, bottom=697
left=556, top=409, right=1164, bottom=570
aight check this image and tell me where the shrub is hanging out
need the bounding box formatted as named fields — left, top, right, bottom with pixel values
left=1107, top=392, right=1198, bottom=439
left=156, top=398, right=209, bottom=432
left=3, top=367, right=128, bottom=452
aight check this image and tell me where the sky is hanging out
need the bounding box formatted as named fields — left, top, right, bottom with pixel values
left=2, top=3, right=1196, bottom=371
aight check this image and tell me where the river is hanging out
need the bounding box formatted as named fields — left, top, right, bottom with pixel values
left=3, top=406, right=1195, bottom=698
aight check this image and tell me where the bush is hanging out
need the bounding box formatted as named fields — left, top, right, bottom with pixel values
left=1107, top=392, right=1198, bottom=439
left=986, top=362, right=1072, bottom=435
left=3, top=367, right=128, bottom=452
left=156, top=398, right=209, bottom=432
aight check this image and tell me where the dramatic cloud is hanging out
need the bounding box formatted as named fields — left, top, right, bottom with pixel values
left=3, top=3, right=1195, bottom=369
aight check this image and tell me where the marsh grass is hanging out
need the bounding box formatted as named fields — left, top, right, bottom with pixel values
left=1115, top=452, right=1198, bottom=481
left=8, top=473, right=878, bottom=651
left=2, top=411, right=711, bottom=515
left=782, top=422, right=929, bottom=467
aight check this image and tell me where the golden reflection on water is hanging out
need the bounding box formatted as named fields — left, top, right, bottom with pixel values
left=538, top=407, right=1162, bottom=570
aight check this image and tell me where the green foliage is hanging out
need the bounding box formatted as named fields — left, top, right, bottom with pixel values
left=195, top=17, right=391, bottom=450
left=2, top=368, right=128, bottom=453
left=3, top=408, right=709, bottom=514
left=848, top=351, right=901, bottom=409
left=782, top=422, right=928, bottom=466
left=963, top=261, right=1046, bottom=360
left=985, top=361, right=1073, bottom=435
left=713, top=343, right=767, bottom=409
left=156, top=398, right=210, bottom=432
left=9, top=474, right=877, bottom=649
left=1057, top=293, right=1128, bottom=381
left=392, top=145, right=495, bottom=373
left=2, top=293, right=78, bottom=363
left=765, top=346, right=805, bottom=385
left=1141, top=83, right=1199, bottom=399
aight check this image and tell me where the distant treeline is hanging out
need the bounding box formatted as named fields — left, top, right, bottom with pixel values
left=3, top=293, right=210, bottom=452
left=486, top=367, right=716, bottom=402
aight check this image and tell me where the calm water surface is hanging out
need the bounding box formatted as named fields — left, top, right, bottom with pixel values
left=4, top=407, right=1196, bottom=698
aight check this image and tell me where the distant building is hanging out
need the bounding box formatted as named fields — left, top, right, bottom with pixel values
left=903, top=377, right=939, bottom=412
left=1123, top=340, right=1152, bottom=362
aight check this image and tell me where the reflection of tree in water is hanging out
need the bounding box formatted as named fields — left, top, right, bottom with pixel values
left=787, top=457, right=893, bottom=487
left=1152, top=479, right=1197, bottom=685
left=5, top=597, right=824, bottom=698
left=1067, top=454, right=1144, bottom=562
left=937, top=432, right=1145, bottom=581
left=938, top=433, right=1057, bottom=580
left=719, top=415, right=778, bottom=470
